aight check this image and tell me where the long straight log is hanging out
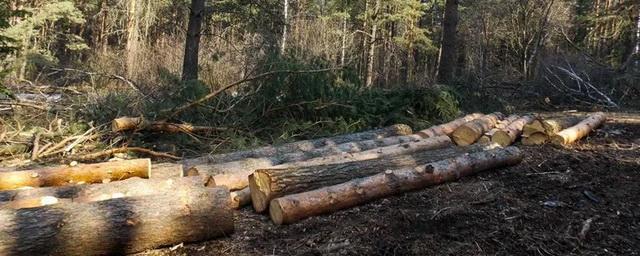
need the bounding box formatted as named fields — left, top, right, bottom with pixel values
left=451, top=112, right=504, bottom=146
left=182, top=124, right=413, bottom=167
left=0, top=159, right=151, bottom=191
left=0, top=176, right=212, bottom=209
left=416, top=113, right=484, bottom=138
left=250, top=143, right=499, bottom=212
left=209, top=136, right=453, bottom=190
left=269, top=147, right=522, bottom=225
left=491, top=115, right=535, bottom=146
left=551, top=112, right=606, bottom=145
left=0, top=187, right=233, bottom=255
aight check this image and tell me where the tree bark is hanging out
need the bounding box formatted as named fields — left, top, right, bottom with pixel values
left=436, top=0, right=459, bottom=84
left=181, top=0, right=205, bottom=81
left=551, top=112, right=606, bottom=145
left=182, top=124, right=412, bottom=166
left=0, top=159, right=151, bottom=191
left=0, top=176, right=210, bottom=209
left=207, top=136, right=453, bottom=190
left=415, top=113, right=484, bottom=138
left=149, top=163, right=185, bottom=179
left=270, top=147, right=522, bottom=225
left=491, top=115, right=535, bottom=146
left=451, top=112, right=504, bottom=146
left=250, top=143, right=499, bottom=212
left=0, top=187, right=233, bottom=255
left=280, top=0, right=289, bottom=54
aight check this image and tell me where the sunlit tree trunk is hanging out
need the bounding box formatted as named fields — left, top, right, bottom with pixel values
left=125, top=0, right=139, bottom=77
left=365, top=0, right=380, bottom=87
left=635, top=8, right=640, bottom=67
left=436, top=0, right=459, bottom=84
left=281, top=0, right=289, bottom=55
left=181, top=0, right=205, bottom=81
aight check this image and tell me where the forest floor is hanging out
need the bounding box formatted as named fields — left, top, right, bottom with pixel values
left=137, top=112, right=640, bottom=256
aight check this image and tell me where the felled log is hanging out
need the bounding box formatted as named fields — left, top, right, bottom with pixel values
left=523, top=116, right=582, bottom=137
left=0, top=176, right=211, bottom=209
left=208, top=136, right=453, bottom=190
left=269, top=147, right=522, bottom=225
left=0, top=187, right=233, bottom=255
left=491, top=115, right=535, bottom=146
left=451, top=112, right=504, bottom=146
left=416, top=113, right=484, bottom=138
left=111, top=116, right=226, bottom=134
left=250, top=143, right=499, bottom=212
left=551, top=112, right=606, bottom=145
left=0, top=159, right=151, bottom=190
left=477, top=115, right=520, bottom=143
left=230, top=188, right=251, bottom=209
left=149, top=163, right=185, bottom=179
left=182, top=124, right=413, bottom=167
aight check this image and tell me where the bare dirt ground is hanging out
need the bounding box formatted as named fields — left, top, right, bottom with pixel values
left=140, top=112, right=640, bottom=256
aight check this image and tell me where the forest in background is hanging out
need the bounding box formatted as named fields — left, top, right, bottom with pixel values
left=0, top=0, right=638, bottom=155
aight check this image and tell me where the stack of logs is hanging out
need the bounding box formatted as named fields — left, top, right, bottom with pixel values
left=0, top=111, right=607, bottom=254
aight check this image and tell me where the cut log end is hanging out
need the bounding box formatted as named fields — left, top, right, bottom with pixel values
left=230, top=187, right=251, bottom=209
left=390, top=124, right=413, bottom=136
left=270, top=199, right=286, bottom=225
left=249, top=172, right=271, bottom=212
left=451, top=126, right=477, bottom=146
left=522, top=133, right=548, bottom=145
left=491, top=131, right=512, bottom=147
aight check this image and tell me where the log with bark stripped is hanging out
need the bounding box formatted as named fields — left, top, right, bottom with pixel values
left=208, top=136, right=454, bottom=190
left=250, top=143, right=499, bottom=212
left=269, top=147, right=522, bottom=225
left=181, top=124, right=413, bottom=166
left=491, top=115, right=535, bottom=146
left=451, top=112, right=504, bottom=146
left=551, top=112, right=606, bottom=145
left=111, top=116, right=226, bottom=134
left=416, top=113, right=484, bottom=138
left=0, top=159, right=151, bottom=191
left=0, top=187, right=233, bottom=255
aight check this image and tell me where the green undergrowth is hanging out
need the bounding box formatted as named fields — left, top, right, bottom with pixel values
left=78, top=55, right=462, bottom=156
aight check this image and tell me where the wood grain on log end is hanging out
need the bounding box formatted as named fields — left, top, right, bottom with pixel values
left=451, top=125, right=477, bottom=146
left=248, top=172, right=271, bottom=212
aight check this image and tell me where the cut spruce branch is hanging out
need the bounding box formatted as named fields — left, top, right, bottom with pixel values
left=451, top=112, right=505, bottom=146
left=551, top=112, right=606, bottom=145
left=68, top=147, right=181, bottom=161
left=491, top=115, right=535, bottom=146
left=182, top=124, right=412, bottom=167
left=0, top=176, right=210, bottom=209
left=0, top=159, right=150, bottom=190
left=163, top=68, right=340, bottom=119
left=250, top=143, right=499, bottom=212
left=203, top=136, right=453, bottom=190
left=111, top=116, right=228, bottom=134
left=269, top=146, right=522, bottom=225
left=0, top=144, right=28, bottom=156
left=0, top=187, right=233, bottom=255
left=415, top=113, right=484, bottom=138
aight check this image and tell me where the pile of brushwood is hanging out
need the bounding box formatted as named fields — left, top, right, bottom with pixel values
left=0, top=111, right=607, bottom=255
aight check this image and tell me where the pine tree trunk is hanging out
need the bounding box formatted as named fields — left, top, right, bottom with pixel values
left=270, top=147, right=522, bottom=225
left=0, top=187, right=233, bottom=255
left=250, top=143, right=499, bottom=212
left=365, top=0, right=381, bottom=87
left=181, top=0, right=205, bottom=81
left=436, top=0, right=459, bottom=83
